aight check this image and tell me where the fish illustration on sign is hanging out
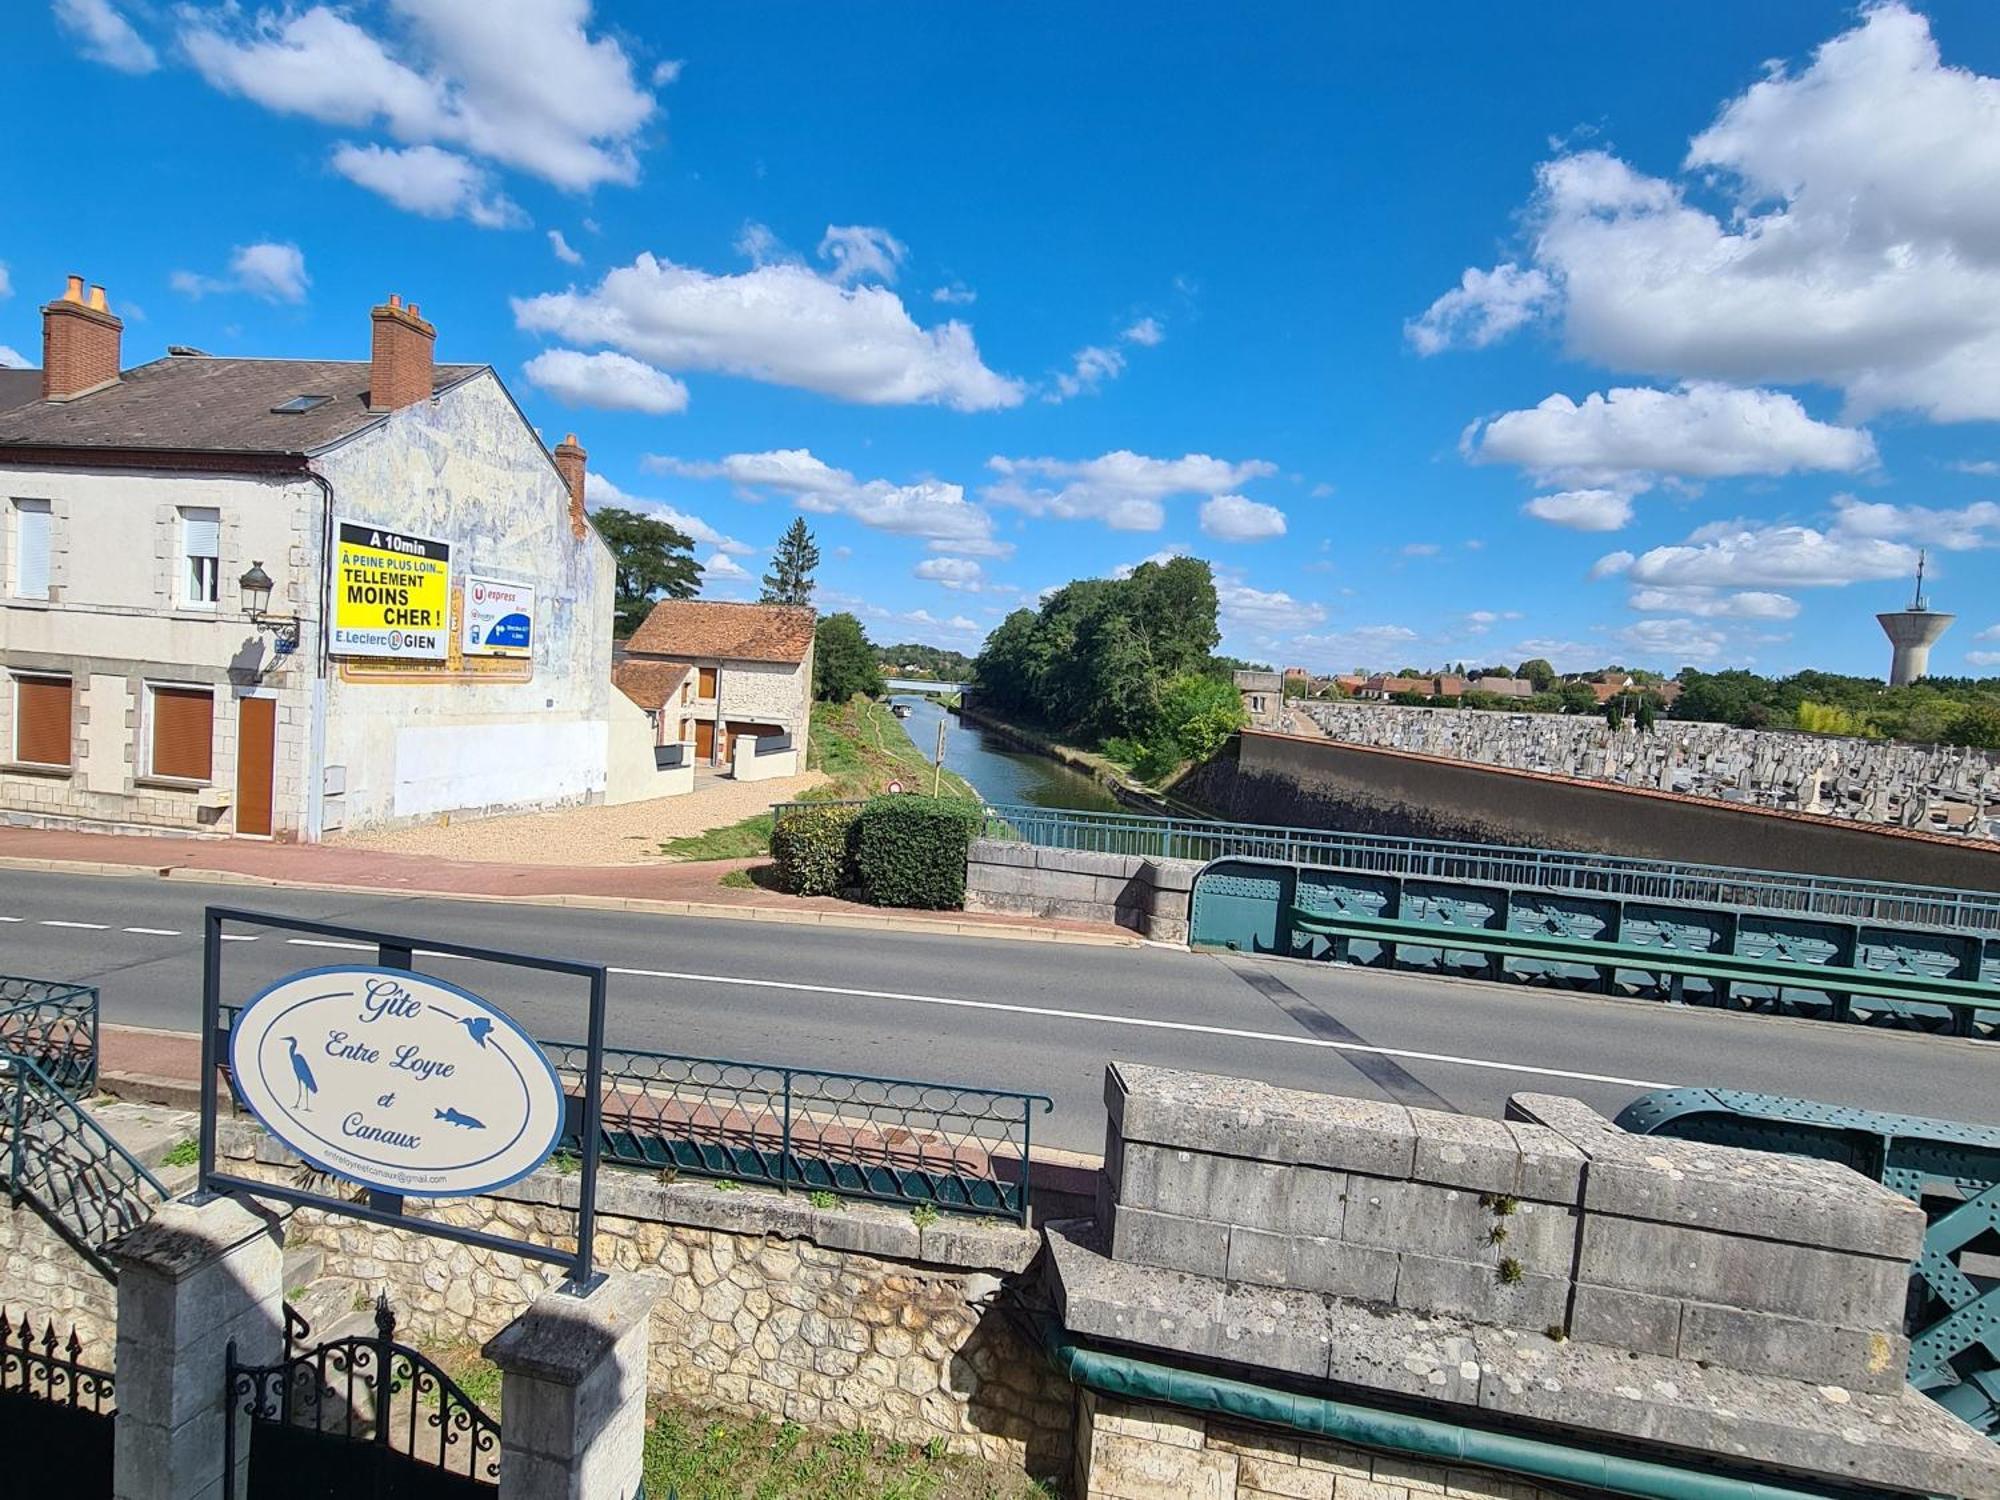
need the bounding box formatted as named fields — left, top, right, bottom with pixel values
left=435, top=1106, right=487, bottom=1130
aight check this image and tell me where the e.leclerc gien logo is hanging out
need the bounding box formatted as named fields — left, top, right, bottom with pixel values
left=230, top=966, right=565, bottom=1198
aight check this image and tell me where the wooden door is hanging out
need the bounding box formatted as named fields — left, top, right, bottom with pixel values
left=694, top=719, right=715, bottom=761
left=235, top=696, right=276, bottom=836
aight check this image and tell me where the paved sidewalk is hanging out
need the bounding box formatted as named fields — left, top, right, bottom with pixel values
left=0, top=825, right=1137, bottom=946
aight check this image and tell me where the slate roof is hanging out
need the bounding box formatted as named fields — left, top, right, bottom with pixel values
left=0, top=355, right=484, bottom=457
left=612, top=658, right=692, bottom=712
left=0, top=369, right=40, bottom=415
left=624, top=600, right=816, bottom=664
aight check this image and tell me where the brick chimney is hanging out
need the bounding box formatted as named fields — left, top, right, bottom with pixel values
left=553, top=433, right=588, bottom=538
left=41, top=275, right=123, bottom=402
left=368, top=293, right=436, bottom=412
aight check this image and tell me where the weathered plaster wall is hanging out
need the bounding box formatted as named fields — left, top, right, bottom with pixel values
left=0, top=463, right=316, bottom=836
left=312, top=372, right=616, bottom=834
left=1181, top=730, right=2000, bottom=887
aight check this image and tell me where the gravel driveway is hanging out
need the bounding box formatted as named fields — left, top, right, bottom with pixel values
left=332, top=768, right=830, bottom=866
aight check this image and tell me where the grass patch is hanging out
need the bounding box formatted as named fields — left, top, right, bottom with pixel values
left=718, top=868, right=756, bottom=890
left=659, top=812, right=775, bottom=862
left=641, top=1406, right=1056, bottom=1500
left=436, top=1342, right=504, bottom=1416
left=163, top=1138, right=199, bottom=1168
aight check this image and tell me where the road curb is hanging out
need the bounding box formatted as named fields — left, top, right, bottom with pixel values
left=0, top=853, right=1143, bottom=948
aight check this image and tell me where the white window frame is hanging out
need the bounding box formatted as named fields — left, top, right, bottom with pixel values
left=179, top=506, right=221, bottom=610
left=11, top=499, right=52, bottom=601
left=141, top=679, right=216, bottom=784
left=11, top=671, right=73, bottom=769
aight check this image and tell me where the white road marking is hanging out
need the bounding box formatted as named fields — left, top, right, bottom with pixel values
left=287, top=938, right=372, bottom=952
left=123, top=927, right=181, bottom=936
left=219, top=934, right=259, bottom=943
left=604, top=965, right=1677, bottom=1091
left=0, top=916, right=22, bottom=922
left=41, top=920, right=107, bottom=930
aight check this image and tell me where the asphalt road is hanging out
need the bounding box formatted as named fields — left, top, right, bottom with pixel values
left=1, top=868, right=1993, bottom=1153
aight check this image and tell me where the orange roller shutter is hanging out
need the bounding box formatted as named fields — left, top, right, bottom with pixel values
left=150, top=686, right=214, bottom=781
left=14, top=676, right=72, bottom=767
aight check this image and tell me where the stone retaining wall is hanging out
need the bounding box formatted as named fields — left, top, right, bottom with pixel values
left=218, top=1123, right=1073, bottom=1478
left=965, top=839, right=1199, bottom=943
left=0, top=1194, right=115, bottom=1353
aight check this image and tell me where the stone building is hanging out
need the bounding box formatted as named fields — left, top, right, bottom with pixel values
left=1233, top=668, right=1283, bottom=729
left=0, top=276, right=618, bottom=839
left=621, top=599, right=815, bottom=769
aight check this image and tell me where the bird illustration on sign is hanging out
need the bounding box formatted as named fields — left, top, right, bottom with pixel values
left=283, top=1036, right=318, bottom=1111
left=431, top=1006, right=495, bottom=1048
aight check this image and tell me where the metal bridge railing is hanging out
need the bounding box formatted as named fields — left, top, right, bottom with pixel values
left=0, top=978, right=98, bottom=1099
left=542, top=1042, right=1052, bottom=1224
left=828, top=799, right=2000, bottom=933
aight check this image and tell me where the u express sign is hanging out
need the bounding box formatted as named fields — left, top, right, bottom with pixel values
left=229, top=965, right=566, bottom=1198
left=331, top=520, right=452, bottom=660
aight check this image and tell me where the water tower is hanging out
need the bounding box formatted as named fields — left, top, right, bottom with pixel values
left=1876, top=551, right=1954, bottom=687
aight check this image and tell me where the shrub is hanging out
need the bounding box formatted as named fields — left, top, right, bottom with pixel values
left=769, top=804, right=860, bottom=896
left=851, top=796, right=982, bottom=909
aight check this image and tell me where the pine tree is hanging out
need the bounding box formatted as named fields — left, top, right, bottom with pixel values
left=761, top=519, right=821, bottom=606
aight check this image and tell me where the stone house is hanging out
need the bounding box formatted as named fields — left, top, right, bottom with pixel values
left=0, top=276, right=618, bottom=840
left=621, top=599, right=815, bottom=768
left=1232, top=669, right=1282, bottom=729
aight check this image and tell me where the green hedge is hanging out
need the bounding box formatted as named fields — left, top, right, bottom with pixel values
left=851, top=797, right=982, bottom=909
left=769, top=804, right=861, bottom=896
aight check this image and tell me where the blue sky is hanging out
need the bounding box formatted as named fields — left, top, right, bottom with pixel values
left=7, top=2, right=2000, bottom=678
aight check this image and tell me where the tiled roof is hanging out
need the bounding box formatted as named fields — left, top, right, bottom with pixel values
left=625, top=600, right=816, bottom=664
left=0, top=369, right=40, bottom=415
left=0, top=355, right=485, bottom=457
left=612, top=658, right=691, bottom=712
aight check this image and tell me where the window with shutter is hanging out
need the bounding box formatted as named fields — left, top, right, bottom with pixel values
left=148, top=685, right=214, bottom=781
left=12, top=675, right=72, bottom=768
left=180, top=507, right=220, bottom=608
left=698, top=667, right=718, bottom=698
left=13, top=500, right=51, bottom=600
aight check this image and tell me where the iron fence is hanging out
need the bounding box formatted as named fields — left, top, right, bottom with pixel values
left=835, top=799, right=2000, bottom=933
left=0, top=977, right=97, bottom=1098
left=0, top=1310, right=117, bottom=1496
left=543, top=1041, right=1052, bottom=1224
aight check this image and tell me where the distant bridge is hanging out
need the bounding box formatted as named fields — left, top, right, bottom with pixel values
left=883, top=678, right=969, bottom=696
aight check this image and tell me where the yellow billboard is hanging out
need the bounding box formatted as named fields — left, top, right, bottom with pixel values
left=330, top=520, right=452, bottom=660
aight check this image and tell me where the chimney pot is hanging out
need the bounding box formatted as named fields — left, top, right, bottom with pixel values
left=369, top=294, right=437, bottom=412
left=42, top=274, right=123, bottom=401
left=389, top=293, right=402, bottom=309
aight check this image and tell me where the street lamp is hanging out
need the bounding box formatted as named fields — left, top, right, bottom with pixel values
left=238, top=561, right=300, bottom=652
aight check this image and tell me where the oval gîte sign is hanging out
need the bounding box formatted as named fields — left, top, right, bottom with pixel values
left=229, top=966, right=566, bottom=1198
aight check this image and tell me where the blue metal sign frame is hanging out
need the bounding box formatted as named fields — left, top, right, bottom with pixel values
left=194, top=905, right=610, bottom=1293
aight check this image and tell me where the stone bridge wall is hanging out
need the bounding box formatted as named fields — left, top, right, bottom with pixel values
left=964, top=839, right=1200, bottom=942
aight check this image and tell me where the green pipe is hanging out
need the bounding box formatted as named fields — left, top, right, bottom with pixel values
left=1048, top=1331, right=1866, bottom=1500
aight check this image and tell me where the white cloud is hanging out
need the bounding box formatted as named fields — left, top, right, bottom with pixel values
left=702, top=551, right=752, bottom=583
left=584, top=471, right=753, bottom=556
left=1590, top=551, right=1636, bottom=580
left=1200, top=494, right=1287, bottom=542
left=1616, top=523, right=1917, bottom=590
left=1827, top=495, right=2000, bottom=551
left=1050, top=344, right=1125, bottom=401
left=1218, top=580, right=1328, bottom=632
left=928, top=536, right=1014, bottom=560
left=1123, top=317, right=1164, bottom=347
left=985, top=451, right=1277, bottom=531
left=1406, top=263, right=1553, bottom=355
left=331, top=143, right=524, bottom=227
left=651, top=58, right=683, bottom=85
left=0, top=347, right=28, bottom=370
left=1967, top=651, right=2000, bottom=668
left=817, top=225, right=907, bottom=285
left=1617, top=617, right=1732, bottom=666
left=1286, top=625, right=1420, bottom=672
left=53, top=0, right=157, bottom=73
left=1416, top=6, right=2000, bottom=422
left=230, top=241, right=309, bottom=303
left=1467, top=383, right=1876, bottom=486
left=1523, top=488, right=1635, bottom=532
left=913, top=557, right=985, bottom=592
left=649, top=449, right=1001, bottom=549
left=180, top=0, right=655, bottom=193
left=1628, top=586, right=1801, bottom=620
left=548, top=229, right=583, bottom=265
left=1951, top=460, right=2000, bottom=476
left=514, top=252, right=1023, bottom=410
left=524, top=349, right=689, bottom=414
left=0, top=264, right=10, bottom=299
left=931, top=284, right=976, bottom=306
left=1401, top=542, right=1441, bottom=558
left=1978, top=624, right=2000, bottom=641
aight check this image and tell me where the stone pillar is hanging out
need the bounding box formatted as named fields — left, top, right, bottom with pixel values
left=109, top=1196, right=283, bottom=1500
left=484, top=1275, right=660, bottom=1500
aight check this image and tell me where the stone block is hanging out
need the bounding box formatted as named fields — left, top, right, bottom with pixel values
left=1107, top=1064, right=1414, bottom=1177
left=1676, top=1300, right=1910, bottom=1394
left=1503, top=1125, right=1585, bottom=1205
left=1118, top=1144, right=1301, bottom=1228
left=1410, top=1111, right=1522, bottom=1196
left=966, top=864, right=1037, bottom=897
left=1086, top=1429, right=1237, bottom=1500
left=1576, top=1216, right=1907, bottom=1330
left=1036, top=847, right=1141, bottom=879
left=1110, top=1205, right=1230, bottom=1280
left=1237, top=1454, right=1335, bottom=1499
left=969, top=838, right=1036, bottom=868
left=1567, top=1285, right=1680, bottom=1357
left=1393, top=1254, right=1568, bottom=1331
left=1139, top=856, right=1204, bottom=894
left=1273, top=1234, right=1400, bottom=1301
left=1342, top=1181, right=1573, bottom=1277
left=1144, top=917, right=1190, bottom=946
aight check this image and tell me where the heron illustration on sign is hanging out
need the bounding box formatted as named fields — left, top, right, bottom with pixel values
left=282, top=1036, right=318, bottom=1111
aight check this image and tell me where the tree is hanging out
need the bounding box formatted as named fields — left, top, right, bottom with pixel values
left=1516, top=658, right=1555, bottom=692
left=761, top=518, right=821, bottom=606
left=812, top=612, right=884, bottom=701
left=1635, top=699, right=1658, bottom=733
left=592, top=506, right=700, bottom=637
left=1944, top=702, right=2000, bottom=750
left=1558, top=681, right=1599, bottom=714
left=1605, top=699, right=1626, bottom=731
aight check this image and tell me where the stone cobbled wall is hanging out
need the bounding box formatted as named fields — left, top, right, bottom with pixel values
left=0, top=1196, right=115, bottom=1354
left=220, top=1127, right=1072, bottom=1476
left=1077, top=1393, right=1561, bottom=1500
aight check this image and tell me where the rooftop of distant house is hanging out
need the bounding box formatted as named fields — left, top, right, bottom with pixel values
left=625, top=599, right=817, bottom=665
left=611, top=658, right=693, bottom=712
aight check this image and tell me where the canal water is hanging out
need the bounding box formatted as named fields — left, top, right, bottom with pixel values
left=890, top=693, right=1121, bottom=811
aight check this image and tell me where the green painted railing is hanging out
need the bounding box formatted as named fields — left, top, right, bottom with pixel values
left=0, top=977, right=97, bottom=1098
left=1616, top=1089, right=2000, bottom=1442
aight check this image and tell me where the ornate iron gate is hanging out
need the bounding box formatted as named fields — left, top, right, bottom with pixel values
left=0, top=1313, right=116, bottom=1496
left=225, top=1296, right=500, bottom=1498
